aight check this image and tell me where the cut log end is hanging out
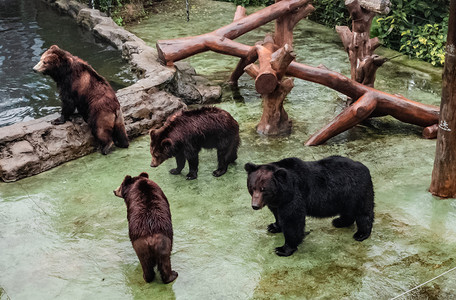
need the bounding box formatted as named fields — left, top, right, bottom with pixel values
left=255, top=73, right=278, bottom=94
left=423, top=124, right=439, bottom=139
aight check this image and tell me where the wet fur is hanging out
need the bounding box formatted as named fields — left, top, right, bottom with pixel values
left=245, top=156, right=375, bottom=257
left=34, top=45, right=129, bottom=154
left=114, top=172, right=178, bottom=283
left=150, top=107, right=240, bottom=180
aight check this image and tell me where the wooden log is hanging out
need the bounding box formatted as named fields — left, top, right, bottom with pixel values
left=255, top=35, right=278, bottom=94
left=229, top=47, right=258, bottom=85
left=338, top=0, right=384, bottom=87
left=430, top=0, right=456, bottom=198
left=275, top=3, right=315, bottom=47
left=233, top=5, right=246, bottom=21
left=156, top=0, right=311, bottom=65
left=257, top=77, right=294, bottom=135
left=305, top=92, right=377, bottom=146
left=270, top=44, right=296, bottom=79
left=287, top=61, right=439, bottom=145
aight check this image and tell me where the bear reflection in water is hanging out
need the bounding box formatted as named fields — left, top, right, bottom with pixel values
left=33, top=45, right=129, bottom=154
left=149, top=106, right=240, bottom=180
left=245, top=156, right=375, bottom=256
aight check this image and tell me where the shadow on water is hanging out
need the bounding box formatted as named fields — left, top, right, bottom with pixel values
left=1, top=0, right=456, bottom=299
left=0, top=0, right=134, bottom=127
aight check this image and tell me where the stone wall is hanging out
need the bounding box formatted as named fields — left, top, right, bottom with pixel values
left=0, top=0, right=221, bottom=182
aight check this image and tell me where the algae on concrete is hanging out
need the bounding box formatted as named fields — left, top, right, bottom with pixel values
left=1, top=0, right=456, bottom=299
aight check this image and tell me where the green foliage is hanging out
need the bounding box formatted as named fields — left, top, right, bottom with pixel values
left=308, top=0, right=350, bottom=28
left=399, top=19, right=447, bottom=66
left=308, top=0, right=450, bottom=67
left=370, top=0, right=449, bottom=66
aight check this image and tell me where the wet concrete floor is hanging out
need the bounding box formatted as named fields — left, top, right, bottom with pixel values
left=1, top=0, right=456, bottom=299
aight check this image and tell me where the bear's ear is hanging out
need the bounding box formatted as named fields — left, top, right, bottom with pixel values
left=50, top=45, right=60, bottom=50
left=149, top=129, right=156, bottom=138
left=123, top=175, right=133, bottom=185
left=139, top=172, right=149, bottom=178
left=274, top=168, right=288, bottom=183
left=161, top=138, right=173, bottom=148
left=244, top=162, right=259, bottom=173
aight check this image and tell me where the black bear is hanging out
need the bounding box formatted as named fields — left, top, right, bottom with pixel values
left=114, top=172, right=178, bottom=283
left=33, top=45, right=129, bottom=154
left=149, top=106, right=240, bottom=180
left=245, top=156, right=374, bottom=257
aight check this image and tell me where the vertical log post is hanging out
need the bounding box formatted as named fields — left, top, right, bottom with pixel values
left=336, top=0, right=389, bottom=87
left=429, top=0, right=456, bottom=198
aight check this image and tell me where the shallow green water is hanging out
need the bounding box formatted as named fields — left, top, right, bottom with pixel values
left=1, top=0, right=456, bottom=299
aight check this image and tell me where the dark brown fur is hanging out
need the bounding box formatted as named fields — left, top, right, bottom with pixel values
left=33, top=45, right=129, bottom=154
left=114, top=172, right=178, bottom=283
left=149, top=106, right=240, bottom=180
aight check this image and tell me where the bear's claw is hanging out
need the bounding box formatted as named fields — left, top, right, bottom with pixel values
left=169, top=168, right=181, bottom=175
left=275, top=244, right=297, bottom=257
left=267, top=223, right=282, bottom=233
left=163, top=271, right=178, bottom=284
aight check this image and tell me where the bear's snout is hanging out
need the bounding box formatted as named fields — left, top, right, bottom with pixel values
left=251, top=191, right=264, bottom=210
left=33, top=61, right=43, bottom=73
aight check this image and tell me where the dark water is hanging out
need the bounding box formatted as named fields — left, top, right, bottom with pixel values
left=0, top=0, right=135, bottom=127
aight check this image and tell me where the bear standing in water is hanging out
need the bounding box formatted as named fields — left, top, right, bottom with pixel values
left=33, top=45, right=129, bottom=154
left=149, top=107, right=240, bottom=180
left=114, top=172, right=178, bottom=284
left=245, top=156, right=374, bottom=257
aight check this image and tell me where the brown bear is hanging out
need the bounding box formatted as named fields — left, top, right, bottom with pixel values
left=149, top=106, right=240, bottom=180
left=114, top=172, right=178, bottom=283
left=33, top=45, right=129, bottom=154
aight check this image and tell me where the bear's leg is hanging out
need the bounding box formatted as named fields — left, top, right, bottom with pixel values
left=158, top=254, right=178, bottom=284
left=133, top=238, right=156, bottom=283
left=267, top=207, right=282, bottom=233
left=155, top=236, right=178, bottom=284
left=353, top=214, right=373, bottom=241
left=52, top=99, right=75, bottom=125
left=332, top=215, right=355, bottom=228
left=225, top=138, right=239, bottom=163
left=170, top=153, right=185, bottom=175
left=92, top=112, right=115, bottom=155
left=185, top=155, right=199, bottom=180
left=112, top=110, right=129, bottom=148
left=213, top=148, right=228, bottom=177
left=275, top=219, right=305, bottom=257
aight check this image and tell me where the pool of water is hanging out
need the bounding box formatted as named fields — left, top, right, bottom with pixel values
left=0, top=0, right=135, bottom=127
left=1, top=0, right=456, bottom=299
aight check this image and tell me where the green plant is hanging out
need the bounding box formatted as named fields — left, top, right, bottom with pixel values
left=308, top=0, right=350, bottom=28
left=400, top=19, right=447, bottom=66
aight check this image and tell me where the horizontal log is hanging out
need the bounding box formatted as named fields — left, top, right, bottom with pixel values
left=156, top=0, right=311, bottom=64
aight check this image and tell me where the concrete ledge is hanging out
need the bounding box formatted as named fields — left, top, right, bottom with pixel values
left=0, top=0, right=221, bottom=182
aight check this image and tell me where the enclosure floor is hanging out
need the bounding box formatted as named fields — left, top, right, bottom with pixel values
left=1, top=0, right=455, bottom=299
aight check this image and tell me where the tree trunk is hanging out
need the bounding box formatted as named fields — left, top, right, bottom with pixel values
left=337, top=0, right=387, bottom=87
left=429, top=0, right=456, bottom=198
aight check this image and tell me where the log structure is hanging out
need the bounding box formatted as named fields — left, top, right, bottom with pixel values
left=156, top=0, right=439, bottom=145
left=430, top=0, right=456, bottom=198
left=336, top=0, right=390, bottom=87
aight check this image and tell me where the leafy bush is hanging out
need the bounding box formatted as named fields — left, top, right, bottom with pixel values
left=370, top=0, right=449, bottom=66
left=308, top=0, right=350, bottom=28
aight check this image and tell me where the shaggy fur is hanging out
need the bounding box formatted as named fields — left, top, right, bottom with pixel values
left=114, top=172, right=178, bottom=283
left=149, top=106, right=240, bottom=180
left=33, top=45, right=129, bottom=154
left=245, top=156, right=375, bottom=257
